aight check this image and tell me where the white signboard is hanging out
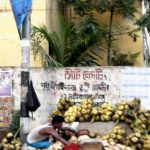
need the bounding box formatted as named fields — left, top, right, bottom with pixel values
left=0, top=71, right=12, bottom=97
left=120, top=67, right=150, bottom=109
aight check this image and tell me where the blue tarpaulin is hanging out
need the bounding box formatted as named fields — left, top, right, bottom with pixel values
left=10, top=0, right=32, bottom=31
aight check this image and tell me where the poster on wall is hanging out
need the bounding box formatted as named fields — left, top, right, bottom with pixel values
left=120, top=67, right=150, bottom=109
left=0, top=71, right=12, bottom=97
left=0, top=98, right=14, bottom=127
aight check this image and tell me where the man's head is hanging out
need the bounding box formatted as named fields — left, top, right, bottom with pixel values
left=51, top=115, right=64, bottom=129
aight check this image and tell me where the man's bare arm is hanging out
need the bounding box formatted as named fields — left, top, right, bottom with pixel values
left=50, top=129, right=70, bottom=145
left=39, top=127, right=70, bottom=145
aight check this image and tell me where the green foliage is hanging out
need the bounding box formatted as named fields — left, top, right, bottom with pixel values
left=112, top=50, right=141, bottom=66
left=137, top=9, right=150, bottom=31
left=62, top=0, right=140, bottom=65
left=9, top=110, right=20, bottom=137
left=61, top=0, right=93, bottom=16
left=96, top=0, right=137, bottom=18
left=30, top=22, right=58, bottom=67
left=31, top=15, right=107, bottom=67
left=67, top=15, right=107, bottom=66
left=32, top=0, right=141, bottom=66
left=137, top=0, right=150, bottom=31
left=62, top=0, right=138, bottom=18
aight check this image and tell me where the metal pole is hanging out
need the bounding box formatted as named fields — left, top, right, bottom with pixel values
left=20, top=14, right=30, bottom=143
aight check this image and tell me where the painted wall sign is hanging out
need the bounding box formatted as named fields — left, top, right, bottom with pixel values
left=37, top=68, right=120, bottom=106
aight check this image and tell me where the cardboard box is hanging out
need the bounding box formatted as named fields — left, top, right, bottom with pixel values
left=79, top=142, right=103, bottom=150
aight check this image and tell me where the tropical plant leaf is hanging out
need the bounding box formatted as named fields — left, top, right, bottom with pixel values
left=129, top=51, right=141, bottom=60
left=137, top=9, right=150, bottom=31
left=74, top=43, right=106, bottom=66
left=31, top=15, right=107, bottom=67
left=112, top=50, right=140, bottom=66
left=31, top=25, right=63, bottom=63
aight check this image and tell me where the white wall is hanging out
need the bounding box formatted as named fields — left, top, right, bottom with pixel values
left=1, top=67, right=150, bottom=128
left=28, top=67, right=150, bottom=129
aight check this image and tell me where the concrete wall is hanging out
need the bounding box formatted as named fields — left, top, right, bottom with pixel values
left=0, top=0, right=144, bottom=67
left=27, top=67, right=150, bottom=129
left=0, top=67, right=150, bottom=128
left=0, top=0, right=21, bottom=66
left=31, top=0, right=62, bottom=67
left=0, top=0, right=61, bottom=67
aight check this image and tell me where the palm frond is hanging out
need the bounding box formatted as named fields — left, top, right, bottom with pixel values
left=33, top=43, right=62, bottom=67
left=137, top=9, right=150, bottom=31
left=76, top=15, right=100, bottom=36
left=67, top=27, right=106, bottom=66
left=58, top=16, right=76, bottom=64
left=31, top=25, right=64, bottom=64
left=74, top=43, right=106, bottom=66
left=31, top=15, right=108, bottom=67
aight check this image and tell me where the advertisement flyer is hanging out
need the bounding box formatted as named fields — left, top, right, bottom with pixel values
left=0, top=71, right=12, bottom=97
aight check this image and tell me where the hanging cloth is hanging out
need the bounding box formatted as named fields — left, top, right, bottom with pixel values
left=26, top=80, right=41, bottom=119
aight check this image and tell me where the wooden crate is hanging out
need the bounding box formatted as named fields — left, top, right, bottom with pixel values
left=79, top=142, right=103, bottom=150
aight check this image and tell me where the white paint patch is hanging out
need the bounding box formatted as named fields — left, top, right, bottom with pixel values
left=21, top=40, right=30, bottom=47
left=20, top=117, right=29, bottom=133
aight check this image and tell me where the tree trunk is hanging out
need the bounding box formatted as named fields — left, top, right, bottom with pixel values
left=108, top=9, right=114, bottom=66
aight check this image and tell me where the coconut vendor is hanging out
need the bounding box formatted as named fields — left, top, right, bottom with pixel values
left=26, top=115, right=71, bottom=149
